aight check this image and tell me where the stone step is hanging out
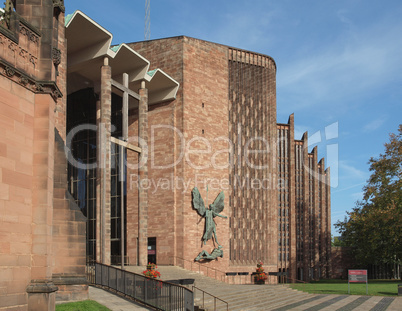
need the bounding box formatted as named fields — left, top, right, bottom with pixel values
left=194, top=285, right=309, bottom=311
left=199, top=289, right=309, bottom=311
left=124, top=265, right=313, bottom=311
left=194, top=285, right=300, bottom=300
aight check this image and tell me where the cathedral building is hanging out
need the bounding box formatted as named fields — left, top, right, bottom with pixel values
left=0, top=2, right=331, bottom=310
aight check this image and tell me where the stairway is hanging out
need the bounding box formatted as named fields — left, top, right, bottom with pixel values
left=125, top=265, right=312, bottom=311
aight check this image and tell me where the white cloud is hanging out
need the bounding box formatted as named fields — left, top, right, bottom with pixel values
left=363, top=117, right=386, bottom=133
left=332, top=182, right=366, bottom=194
left=277, top=10, right=402, bottom=113
left=339, top=160, right=368, bottom=180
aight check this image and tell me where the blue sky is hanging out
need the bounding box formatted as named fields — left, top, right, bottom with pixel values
left=66, top=0, right=402, bottom=235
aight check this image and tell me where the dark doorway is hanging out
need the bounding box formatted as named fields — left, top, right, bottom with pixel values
left=148, top=237, right=156, bottom=264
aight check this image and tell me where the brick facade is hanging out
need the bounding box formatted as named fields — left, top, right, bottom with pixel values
left=129, top=37, right=331, bottom=283
left=128, top=37, right=232, bottom=275
left=277, top=118, right=331, bottom=282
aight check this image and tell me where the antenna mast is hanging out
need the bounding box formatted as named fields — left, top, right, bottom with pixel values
left=145, top=0, right=150, bottom=40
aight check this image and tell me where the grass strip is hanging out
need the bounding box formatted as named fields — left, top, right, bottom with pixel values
left=290, top=280, right=400, bottom=296
left=56, top=300, right=111, bottom=311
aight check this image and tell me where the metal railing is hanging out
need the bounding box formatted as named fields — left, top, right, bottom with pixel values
left=174, top=256, right=227, bottom=282
left=192, top=286, right=229, bottom=311
left=87, top=262, right=194, bottom=311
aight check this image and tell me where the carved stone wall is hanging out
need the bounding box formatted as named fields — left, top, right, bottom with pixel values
left=0, top=12, right=62, bottom=101
left=0, top=25, right=38, bottom=76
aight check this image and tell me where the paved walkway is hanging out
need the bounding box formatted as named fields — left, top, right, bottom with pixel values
left=89, top=285, right=402, bottom=311
left=88, top=266, right=402, bottom=310
left=89, top=286, right=154, bottom=311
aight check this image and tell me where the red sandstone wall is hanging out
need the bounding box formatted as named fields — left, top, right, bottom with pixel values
left=0, top=86, right=59, bottom=308
left=51, top=10, right=87, bottom=302
left=128, top=36, right=330, bottom=284
left=180, top=38, right=230, bottom=273
left=128, top=38, right=231, bottom=274
left=128, top=38, right=184, bottom=266
left=127, top=99, right=178, bottom=265
left=52, top=130, right=87, bottom=301
left=0, top=3, right=87, bottom=308
left=128, top=37, right=280, bottom=282
left=0, top=76, right=35, bottom=311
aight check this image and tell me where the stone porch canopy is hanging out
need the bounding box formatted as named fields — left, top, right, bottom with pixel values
left=65, top=10, right=179, bottom=105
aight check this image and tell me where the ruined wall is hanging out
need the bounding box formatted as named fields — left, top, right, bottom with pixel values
left=0, top=1, right=87, bottom=308
left=0, top=74, right=35, bottom=311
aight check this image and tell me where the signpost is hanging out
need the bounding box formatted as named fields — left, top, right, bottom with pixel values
left=348, top=270, right=368, bottom=295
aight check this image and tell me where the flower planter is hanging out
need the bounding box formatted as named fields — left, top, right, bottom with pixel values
left=143, top=263, right=161, bottom=279
left=254, top=261, right=268, bottom=284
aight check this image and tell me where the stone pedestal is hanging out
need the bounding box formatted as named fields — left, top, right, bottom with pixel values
left=52, top=275, right=88, bottom=302
left=26, top=280, right=58, bottom=311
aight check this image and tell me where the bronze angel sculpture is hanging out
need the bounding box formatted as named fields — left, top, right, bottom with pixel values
left=192, top=187, right=227, bottom=246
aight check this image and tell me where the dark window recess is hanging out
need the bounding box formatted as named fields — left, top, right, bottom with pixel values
left=148, top=237, right=157, bottom=264
left=67, top=88, right=97, bottom=262
left=67, top=89, right=127, bottom=264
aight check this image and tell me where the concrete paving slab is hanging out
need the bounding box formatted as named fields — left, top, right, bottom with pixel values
left=89, top=286, right=155, bottom=311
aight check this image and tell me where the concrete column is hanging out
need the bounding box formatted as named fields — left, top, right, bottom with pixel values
left=96, top=99, right=101, bottom=263
left=121, top=73, right=129, bottom=269
left=97, top=57, right=112, bottom=264
left=138, top=81, right=148, bottom=266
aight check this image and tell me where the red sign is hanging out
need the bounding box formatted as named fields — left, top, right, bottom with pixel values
left=348, top=270, right=367, bottom=283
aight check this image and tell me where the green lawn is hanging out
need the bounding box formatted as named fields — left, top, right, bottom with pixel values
left=290, top=279, right=401, bottom=296
left=56, top=300, right=111, bottom=311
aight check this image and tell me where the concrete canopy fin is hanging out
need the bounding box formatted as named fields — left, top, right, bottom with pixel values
left=66, top=11, right=153, bottom=92
left=65, top=11, right=179, bottom=104
left=66, top=11, right=113, bottom=70
left=108, top=44, right=150, bottom=84
left=131, top=69, right=179, bottom=105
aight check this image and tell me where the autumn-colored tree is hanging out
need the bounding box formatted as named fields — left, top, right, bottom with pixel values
left=335, top=125, right=402, bottom=271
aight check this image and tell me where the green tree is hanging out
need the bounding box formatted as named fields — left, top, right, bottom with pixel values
left=336, top=125, right=402, bottom=268
left=331, top=235, right=346, bottom=247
